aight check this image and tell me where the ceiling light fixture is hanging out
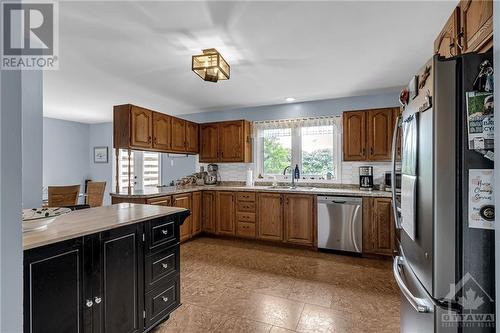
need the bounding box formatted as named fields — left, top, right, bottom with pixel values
left=285, top=97, right=296, bottom=102
left=192, top=48, right=230, bottom=83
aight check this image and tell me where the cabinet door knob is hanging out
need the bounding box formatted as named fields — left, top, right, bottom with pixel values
left=162, top=296, right=169, bottom=303
left=161, top=229, right=168, bottom=235
left=86, top=299, right=93, bottom=308
left=161, top=263, right=168, bottom=269
left=94, top=297, right=102, bottom=304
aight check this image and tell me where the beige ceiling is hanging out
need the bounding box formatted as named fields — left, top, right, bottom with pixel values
left=44, top=1, right=457, bottom=123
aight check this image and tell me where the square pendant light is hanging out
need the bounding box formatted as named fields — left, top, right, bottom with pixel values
left=192, top=48, right=230, bottom=82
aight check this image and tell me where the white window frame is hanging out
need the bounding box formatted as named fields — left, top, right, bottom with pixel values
left=117, top=150, right=162, bottom=190
left=255, top=121, right=341, bottom=183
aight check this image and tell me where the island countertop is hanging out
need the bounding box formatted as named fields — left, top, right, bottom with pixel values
left=23, top=203, right=188, bottom=250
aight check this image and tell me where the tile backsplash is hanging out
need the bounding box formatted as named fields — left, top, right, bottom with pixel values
left=198, top=161, right=392, bottom=186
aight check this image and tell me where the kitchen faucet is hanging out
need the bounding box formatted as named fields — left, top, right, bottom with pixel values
left=283, top=166, right=297, bottom=188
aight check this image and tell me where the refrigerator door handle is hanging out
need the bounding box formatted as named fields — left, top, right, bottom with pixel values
left=391, top=115, right=402, bottom=229
left=393, top=256, right=433, bottom=313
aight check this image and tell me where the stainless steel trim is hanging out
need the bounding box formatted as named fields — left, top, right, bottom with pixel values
left=351, top=205, right=361, bottom=253
left=391, top=115, right=401, bottom=230
left=393, top=256, right=433, bottom=313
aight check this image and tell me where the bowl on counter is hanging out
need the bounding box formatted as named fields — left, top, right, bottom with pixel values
left=22, top=207, right=72, bottom=232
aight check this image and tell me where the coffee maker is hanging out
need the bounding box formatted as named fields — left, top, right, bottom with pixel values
left=204, top=164, right=219, bottom=185
left=359, top=166, right=373, bottom=191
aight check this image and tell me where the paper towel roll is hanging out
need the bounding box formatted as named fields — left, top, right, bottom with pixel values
left=246, top=168, right=254, bottom=187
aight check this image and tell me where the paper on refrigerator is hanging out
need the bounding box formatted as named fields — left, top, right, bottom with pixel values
left=468, top=169, right=494, bottom=230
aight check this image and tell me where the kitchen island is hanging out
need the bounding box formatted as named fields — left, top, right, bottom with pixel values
left=23, top=203, right=190, bottom=333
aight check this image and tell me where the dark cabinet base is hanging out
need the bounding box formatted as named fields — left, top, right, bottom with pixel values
left=24, top=211, right=188, bottom=333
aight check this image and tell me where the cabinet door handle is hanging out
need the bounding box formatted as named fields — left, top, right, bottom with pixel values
left=162, top=296, right=169, bottom=302
left=370, top=147, right=373, bottom=155
left=362, top=148, right=366, bottom=155
left=161, top=229, right=168, bottom=235
left=161, top=263, right=168, bottom=269
left=148, top=136, right=152, bottom=143
left=86, top=299, right=93, bottom=308
left=94, top=297, right=102, bottom=304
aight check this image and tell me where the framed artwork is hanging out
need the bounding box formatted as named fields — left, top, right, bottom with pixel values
left=409, top=75, right=418, bottom=100
left=94, top=146, right=108, bottom=163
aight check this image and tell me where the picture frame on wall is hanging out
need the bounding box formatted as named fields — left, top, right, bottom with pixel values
left=409, top=75, right=418, bottom=100
left=94, top=146, right=108, bottom=163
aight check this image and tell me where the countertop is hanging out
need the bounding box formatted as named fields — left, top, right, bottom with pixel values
left=23, top=203, right=188, bottom=250
left=110, top=184, right=392, bottom=199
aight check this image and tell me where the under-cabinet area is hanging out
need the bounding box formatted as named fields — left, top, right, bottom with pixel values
left=111, top=189, right=394, bottom=257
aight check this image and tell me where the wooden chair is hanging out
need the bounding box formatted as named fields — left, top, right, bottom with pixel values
left=48, top=185, right=80, bottom=207
left=86, top=181, right=106, bottom=207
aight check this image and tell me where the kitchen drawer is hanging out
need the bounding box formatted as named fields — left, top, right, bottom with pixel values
left=237, top=212, right=255, bottom=222
left=146, top=217, right=179, bottom=252
left=237, top=201, right=255, bottom=212
left=145, top=246, right=179, bottom=291
left=144, top=276, right=180, bottom=329
left=146, top=196, right=172, bottom=206
left=237, top=192, right=255, bottom=202
left=237, top=222, right=256, bottom=238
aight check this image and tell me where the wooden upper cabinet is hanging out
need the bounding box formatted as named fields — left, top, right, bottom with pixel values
left=152, top=112, right=171, bottom=151
left=367, top=108, right=394, bottom=161
left=219, top=121, right=244, bottom=162
left=170, top=117, right=187, bottom=152
left=113, top=104, right=199, bottom=154
left=459, top=0, right=493, bottom=53
left=185, top=122, right=199, bottom=153
left=199, top=120, right=252, bottom=163
left=284, top=194, right=314, bottom=246
left=216, top=191, right=235, bottom=235
left=173, top=193, right=192, bottom=242
left=257, top=193, right=283, bottom=241
left=202, top=191, right=216, bottom=233
left=343, top=111, right=366, bottom=161
left=199, top=124, right=219, bottom=162
left=130, top=106, right=153, bottom=148
left=434, top=8, right=460, bottom=59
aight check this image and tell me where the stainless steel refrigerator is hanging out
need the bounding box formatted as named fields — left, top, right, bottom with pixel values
left=392, top=52, right=495, bottom=333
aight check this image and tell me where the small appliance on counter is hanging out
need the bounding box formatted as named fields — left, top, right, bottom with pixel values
left=359, top=166, right=373, bottom=191
left=384, top=171, right=401, bottom=192
left=204, top=163, right=219, bottom=185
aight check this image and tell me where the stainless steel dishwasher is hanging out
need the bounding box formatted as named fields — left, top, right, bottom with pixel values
left=317, top=196, right=362, bottom=253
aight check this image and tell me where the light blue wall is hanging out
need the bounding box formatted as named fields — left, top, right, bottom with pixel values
left=89, top=122, right=114, bottom=205
left=43, top=118, right=90, bottom=198
left=183, top=91, right=400, bottom=123
left=161, top=154, right=198, bottom=186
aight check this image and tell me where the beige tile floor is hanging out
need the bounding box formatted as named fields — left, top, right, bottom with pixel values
left=153, top=237, right=400, bottom=333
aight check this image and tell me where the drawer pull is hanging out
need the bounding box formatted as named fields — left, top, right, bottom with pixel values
left=94, top=297, right=102, bottom=304
left=162, top=296, right=169, bottom=302
left=86, top=299, right=93, bottom=308
left=161, top=229, right=168, bottom=235
left=161, top=263, right=168, bottom=269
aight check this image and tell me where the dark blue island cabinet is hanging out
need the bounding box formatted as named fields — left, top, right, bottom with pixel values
left=23, top=209, right=189, bottom=333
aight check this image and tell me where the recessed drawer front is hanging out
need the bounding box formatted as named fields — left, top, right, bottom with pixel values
left=145, top=277, right=180, bottom=329
left=237, top=212, right=255, bottom=222
left=237, top=201, right=255, bottom=212
left=237, top=222, right=256, bottom=238
left=148, top=218, right=179, bottom=251
left=145, top=246, right=179, bottom=290
left=237, top=192, right=256, bottom=202
left=146, top=196, right=172, bottom=206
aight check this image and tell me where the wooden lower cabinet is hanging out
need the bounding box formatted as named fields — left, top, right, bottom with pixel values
left=202, top=191, right=216, bottom=232
left=173, top=194, right=192, bottom=242
left=192, top=191, right=201, bottom=235
left=362, top=197, right=395, bottom=256
left=257, top=193, right=283, bottom=241
left=284, top=194, right=315, bottom=246
left=216, top=192, right=235, bottom=235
